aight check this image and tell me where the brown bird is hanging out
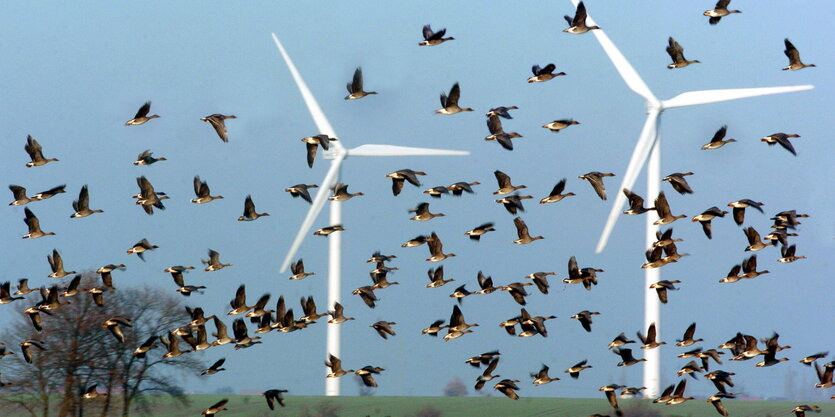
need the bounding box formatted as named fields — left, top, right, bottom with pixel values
left=125, top=101, right=159, bottom=126
left=102, top=316, right=132, bottom=343
left=662, top=172, right=695, bottom=194
left=285, top=184, right=318, bottom=204
left=702, top=125, right=736, bottom=150
left=419, top=24, right=454, bottom=46
left=201, top=114, right=236, bottom=142
left=531, top=364, right=559, bottom=385
left=622, top=188, right=654, bottom=215
left=653, top=192, right=686, bottom=225
left=328, top=302, right=354, bottom=324
left=475, top=357, right=501, bottom=390
left=728, top=199, right=764, bottom=225
left=493, top=379, right=521, bottom=400
left=666, top=37, right=701, bottom=69
left=436, top=82, right=472, bottom=114
left=465, top=222, right=495, bottom=241
left=783, top=39, right=815, bottom=71
left=649, top=280, right=681, bottom=304
left=528, top=63, right=566, bottom=83
left=24, top=136, right=59, bottom=167
left=8, top=185, right=34, bottom=206
left=238, top=195, right=269, bottom=221
left=370, top=321, right=396, bottom=339
left=126, top=238, right=158, bottom=261
left=47, top=249, right=75, bottom=278
left=540, top=178, right=575, bottom=204
left=565, top=359, right=592, bottom=379
left=22, top=207, right=54, bottom=239
left=387, top=169, right=426, bottom=196
left=704, top=0, right=741, bottom=25
left=409, top=202, right=444, bottom=221
left=564, top=1, right=600, bottom=34
left=70, top=185, right=104, bottom=218
left=707, top=392, right=734, bottom=416
left=638, top=322, right=665, bottom=349
left=512, top=217, right=543, bottom=244
left=570, top=311, right=600, bottom=333
left=578, top=172, right=615, bottom=200
left=204, top=249, right=232, bottom=271
left=692, top=206, right=728, bottom=239
left=426, top=266, right=454, bottom=288
left=301, top=134, right=338, bottom=168
left=599, top=384, right=625, bottom=415
left=201, top=399, right=228, bottom=417
left=325, top=354, right=354, bottom=378
left=485, top=115, right=522, bottom=151
left=133, top=149, right=166, bottom=166
left=493, top=170, right=526, bottom=195
left=614, top=348, right=646, bottom=367
left=32, top=184, right=66, bottom=201
left=761, top=132, right=800, bottom=156
left=426, top=232, right=455, bottom=262
left=345, top=67, right=377, bottom=100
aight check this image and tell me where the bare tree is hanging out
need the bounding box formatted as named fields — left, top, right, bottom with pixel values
left=0, top=274, right=203, bottom=417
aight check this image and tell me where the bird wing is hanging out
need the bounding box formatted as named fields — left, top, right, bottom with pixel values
left=352, top=67, right=363, bottom=92
left=243, top=195, right=255, bottom=217
left=207, top=117, right=229, bottom=142
left=306, top=143, right=318, bottom=168
left=549, top=179, right=566, bottom=196
left=447, top=83, right=461, bottom=106
left=487, top=115, right=503, bottom=134
left=134, top=101, right=151, bottom=118
left=711, top=125, right=728, bottom=143
left=573, top=1, right=588, bottom=26
left=78, top=185, right=90, bottom=210
left=654, top=192, right=671, bottom=217
left=784, top=39, right=800, bottom=63
left=422, top=24, right=433, bottom=40
left=513, top=217, right=528, bottom=239
left=494, top=170, right=511, bottom=188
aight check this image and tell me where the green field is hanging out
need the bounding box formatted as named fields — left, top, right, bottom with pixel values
left=4, top=395, right=832, bottom=417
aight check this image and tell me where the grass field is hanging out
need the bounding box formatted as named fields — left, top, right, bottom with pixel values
left=3, top=395, right=832, bottom=417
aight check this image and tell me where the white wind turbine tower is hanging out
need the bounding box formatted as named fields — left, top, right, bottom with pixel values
left=271, top=33, right=469, bottom=396
left=568, top=0, right=814, bottom=398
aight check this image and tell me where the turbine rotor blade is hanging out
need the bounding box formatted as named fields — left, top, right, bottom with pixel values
left=596, top=109, right=660, bottom=253
left=570, top=0, right=658, bottom=106
left=271, top=33, right=344, bottom=151
left=348, top=144, right=469, bottom=157
left=279, top=157, right=344, bottom=273
left=662, top=85, right=814, bottom=109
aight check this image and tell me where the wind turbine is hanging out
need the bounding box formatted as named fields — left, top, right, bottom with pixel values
left=567, top=0, right=814, bottom=398
left=271, top=33, right=469, bottom=396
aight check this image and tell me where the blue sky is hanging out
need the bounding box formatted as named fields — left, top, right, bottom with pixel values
left=1, top=0, right=833, bottom=402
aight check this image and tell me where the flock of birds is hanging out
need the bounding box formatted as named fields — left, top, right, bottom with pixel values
left=1, top=1, right=828, bottom=416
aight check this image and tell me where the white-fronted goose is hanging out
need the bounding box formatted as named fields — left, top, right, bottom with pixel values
left=666, top=379, right=695, bottom=405
left=743, top=227, right=771, bottom=251
left=654, top=192, right=686, bottom=225
left=564, top=2, right=600, bottom=34
left=22, top=207, right=54, bottom=239
left=325, top=354, right=354, bottom=378
left=8, top=185, right=34, bottom=206
left=370, top=321, right=396, bottom=339
left=728, top=199, right=763, bottom=225
left=32, top=184, right=66, bottom=201
left=133, top=149, right=166, bottom=165
left=426, top=232, right=454, bottom=262
left=329, top=183, right=363, bottom=201
left=614, top=348, right=646, bottom=367
left=512, top=217, right=543, bottom=244
left=47, top=249, right=75, bottom=278
left=622, top=188, right=655, bottom=215
left=496, top=193, right=532, bottom=215
left=528, top=64, right=565, bottom=83
left=493, top=170, right=526, bottom=195
left=285, top=184, right=318, bottom=203
left=402, top=234, right=429, bottom=247
left=328, top=301, right=354, bottom=324
left=525, top=272, right=554, bottom=295
left=692, top=206, right=728, bottom=239
left=201, top=114, right=236, bottom=142
left=791, top=405, right=820, bottom=417
left=315, top=225, right=345, bottom=236
left=578, top=172, right=615, bottom=200
left=345, top=67, right=377, bottom=100
left=426, top=266, right=453, bottom=288
left=192, top=176, right=223, bottom=204
left=540, top=178, right=575, bottom=204
left=127, top=238, right=157, bottom=261
left=543, top=119, right=580, bottom=133
left=531, top=364, right=559, bottom=385
left=447, top=181, right=479, bottom=196
left=666, top=37, right=700, bottom=69
left=103, top=317, right=132, bottom=343
left=302, top=134, right=338, bottom=168
left=132, top=336, right=158, bottom=358
left=465, top=222, right=495, bottom=241
left=662, top=172, right=694, bottom=194
left=387, top=169, right=426, bottom=196
left=493, top=379, right=520, bottom=400
left=676, top=323, right=704, bottom=347
left=638, top=322, right=665, bottom=349
left=761, top=133, right=800, bottom=156
left=436, top=82, right=472, bottom=114
left=778, top=244, right=805, bottom=263
left=704, top=0, right=741, bottom=25
left=565, top=359, right=592, bottom=379
left=570, top=311, right=600, bottom=332
left=289, top=258, right=314, bottom=280
left=125, top=101, right=159, bottom=126
left=419, top=24, right=454, bottom=46
left=474, top=357, right=501, bottom=390
left=201, top=358, right=227, bottom=376
left=409, top=202, right=444, bottom=221
left=741, top=255, right=768, bottom=279
left=238, top=195, right=269, bottom=221
left=608, top=333, right=636, bottom=350
left=486, top=106, right=518, bottom=119
left=702, top=125, right=735, bottom=150
left=24, top=136, right=59, bottom=167
left=485, top=115, right=522, bottom=151
left=204, top=249, right=232, bottom=271
left=201, top=399, right=228, bottom=417
left=783, top=39, right=815, bottom=71
left=14, top=278, right=35, bottom=296
left=649, top=280, right=681, bottom=304
left=71, top=185, right=104, bottom=218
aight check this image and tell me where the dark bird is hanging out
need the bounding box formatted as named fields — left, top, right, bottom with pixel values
left=570, top=311, right=600, bottom=333
left=654, top=191, right=686, bottom=225
left=325, top=354, right=354, bottom=378
left=238, top=195, right=269, bottom=221
left=649, top=280, right=681, bottom=304
left=125, top=101, right=159, bottom=126
left=578, top=172, right=615, bottom=200
left=419, top=24, right=454, bottom=46
left=426, top=232, right=455, bottom=262
left=22, top=207, right=54, bottom=239
left=192, top=175, right=223, bottom=204
left=447, top=181, right=480, bottom=196
left=465, top=222, right=495, bottom=241
left=783, top=39, right=815, bottom=70
left=387, top=169, right=426, bottom=196
left=201, top=114, right=236, bottom=142
left=692, top=206, right=728, bottom=239
left=666, top=37, right=700, bottom=69
left=599, top=384, right=625, bottom=415
left=608, top=333, right=636, bottom=350
left=132, top=336, right=158, bottom=358
left=493, top=379, right=521, bottom=400
left=32, top=184, right=66, bottom=201
left=761, top=132, right=800, bottom=155
left=285, top=184, right=318, bottom=203
left=542, top=119, right=580, bottom=133
left=493, top=170, right=526, bottom=195
left=565, top=359, right=592, bottom=379
left=662, top=172, right=694, bottom=194
left=436, top=82, right=472, bottom=114
left=513, top=217, right=543, bottom=244
left=485, top=115, right=522, bottom=151
left=614, top=348, right=646, bottom=367
left=622, top=188, right=654, bottom=215
left=134, top=176, right=168, bottom=215
left=232, top=318, right=261, bottom=349
left=356, top=366, right=385, bottom=388
left=638, top=322, right=666, bottom=349
left=524, top=272, right=555, bottom=295
left=289, top=258, right=315, bottom=280
left=528, top=63, right=565, bottom=83
left=201, top=399, right=228, bottom=417
left=8, top=185, right=34, bottom=206
left=496, top=194, right=533, bottom=215
left=728, top=199, right=764, bottom=225
left=47, top=249, right=75, bottom=278
left=329, top=183, right=364, bottom=201
left=409, top=202, right=444, bottom=221
left=702, top=125, right=736, bottom=149
left=352, top=286, right=378, bottom=308
left=103, top=317, right=132, bottom=343
left=707, top=392, right=734, bottom=416
left=370, top=321, right=397, bottom=339
left=564, top=1, right=600, bottom=34
left=792, top=405, right=821, bottom=417
left=133, top=149, right=166, bottom=165
left=421, top=319, right=446, bottom=336
left=262, top=389, right=288, bottom=409
left=531, top=364, right=559, bottom=385
left=204, top=249, right=232, bottom=271
left=315, top=225, right=345, bottom=236
left=345, top=67, right=376, bottom=100
left=466, top=350, right=500, bottom=368
left=70, top=185, right=104, bottom=218
left=24, top=135, right=59, bottom=167
left=302, top=134, right=338, bottom=168
left=0, top=282, right=24, bottom=304
left=486, top=106, right=518, bottom=119
left=704, top=0, right=741, bottom=25
left=201, top=358, right=227, bottom=376
left=426, top=266, right=454, bottom=288
left=540, top=178, right=575, bottom=204
left=475, top=357, right=501, bottom=390
left=20, top=339, right=46, bottom=363
left=127, top=238, right=158, bottom=261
